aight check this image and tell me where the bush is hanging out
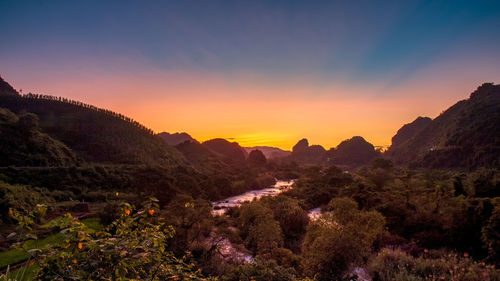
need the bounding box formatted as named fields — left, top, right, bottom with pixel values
left=30, top=199, right=209, bottom=280
left=369, top=248, right=500, bottom=281
left=302, top=197, right=385, bottom=280
left=222, top=257, right=296, bottom=281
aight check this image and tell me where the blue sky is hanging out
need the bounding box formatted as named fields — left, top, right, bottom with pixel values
left=2, top=0, right=499, bottom=79
left=1, top=0, right=499, bottom=148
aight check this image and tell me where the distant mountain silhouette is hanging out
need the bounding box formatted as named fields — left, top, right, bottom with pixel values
left=388, top=83, right=500, bottom=169
left=390, top=117, right=432, bottom=149
left=175, top=140, right=228, bottom=172
left=328, top=136, right=380, bottom=168
left=0, top=107, right=79, bottom=166
left=202, top=138, right=248, bottom=164
left=247, top=149, right=267, bottom=167
left=286, top=137, right=379, bottom=168
left=244, top=146, right=291, bottom=159
left=0, top=78, right=185, bottom=166
left=289, top=138, right=327, bottom=164
left=157, top=132, right=196, bottom=145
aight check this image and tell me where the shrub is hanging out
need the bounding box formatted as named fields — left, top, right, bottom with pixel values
left=369, top=248, right=500, bottom=281
left=26, top=198, right=209, bottom=280
left=302, top=197, right=385, bottom=280
left=222, top=257, right=296, bottom=281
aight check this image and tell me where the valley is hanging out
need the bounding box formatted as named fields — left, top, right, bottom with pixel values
left=0, top=78, right=498, bottom=280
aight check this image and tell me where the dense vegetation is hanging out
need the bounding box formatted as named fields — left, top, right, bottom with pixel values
left=387, top=83, right=500, bottom=169
left=1, top=78, right=499, bottom=280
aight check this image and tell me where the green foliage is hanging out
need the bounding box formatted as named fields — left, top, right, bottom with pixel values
left=0, top=233, right=64, bottom=269
left=163, top=194, right=214, bottom=255
left=302, top=197, right=385, bottom=281
left=388, top=83, right=500, bottom=169
left=32, top=198, right=207, bottom=280
left=1, top=263, right=39, bottom=281
left=482, top=204, right=500, bottom=264
left=0, top=217, right=102, bottom=270
left=470, top=169, right=500, bottom=197
left=0, top=108, right=78, bottom=167
left=247, top=219, right=283, bottom=255
left=337, top=167, right=497, bottom=258
left=222, top=257, right=296, bottom=281
left=369, top=248, right=500, bottom=281
left=286, top=165, right=353, bottom=209
left=237, top=202, right=284, bottom=255
left=0, top=181, right=55, bottom=224
left=263, top=197, right=309, bottom=235
left=0, top=95, right=185, bottom=166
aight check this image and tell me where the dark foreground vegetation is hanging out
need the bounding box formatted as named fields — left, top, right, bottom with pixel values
left=0, top=77, right=499, bottom=280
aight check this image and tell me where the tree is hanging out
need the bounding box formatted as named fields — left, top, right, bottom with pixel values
left=302, top=197, right=385, bottom=280
left=482, top=205, right=500, bottom=263
left=263, top=196, right=309, bottom=240
left=238, top=202, right=283, bottom=255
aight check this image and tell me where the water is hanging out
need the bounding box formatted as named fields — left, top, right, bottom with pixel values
left=211, top=180, right=294, bottom=215
left=308, top=207, right=322, bottom=220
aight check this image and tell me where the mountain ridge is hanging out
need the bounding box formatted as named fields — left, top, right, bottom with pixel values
left=157, top=132, right=196, bottom=145
left=387, top=82, right=500, bottom=169
left=0, top=77, right=186, bottom=166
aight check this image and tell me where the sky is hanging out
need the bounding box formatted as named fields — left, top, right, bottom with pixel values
left=1, top=0, right=500, bottom=149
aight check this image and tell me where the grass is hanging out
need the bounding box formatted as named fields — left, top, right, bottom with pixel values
left=1, top=263, right=39, bottom=281
left=81, top=217, right=104, bottom=231
left=0, top=232, right=64, bottom=269
left=0, top=217, right=103, bottom=269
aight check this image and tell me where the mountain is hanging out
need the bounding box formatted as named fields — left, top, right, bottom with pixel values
left=390, top=117, right=432, bottom=149
left=247, top=149, right=267, bottom=167
left=157, top=132, right=196, bottom=145
left=286, top=137, right=379, bottom=168
left=0, top=77, right=185, bottom=166
left=243, top=146, right=291, bottom=159
left=175, top=140, right=228, bottom=172
left=289, top=138, right=327, bottom=164
left=201, top=138, right=248, bottom=164
left=328, top=136, right=379, bottom=168
left=387, top=83, right=500, bottom=169
left=0, top=107, right=79, bottom=166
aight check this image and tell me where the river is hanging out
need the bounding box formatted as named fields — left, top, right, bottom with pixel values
left=211, top=180, right=295, bottom=216
left=209, top=180, right=371, bottom=280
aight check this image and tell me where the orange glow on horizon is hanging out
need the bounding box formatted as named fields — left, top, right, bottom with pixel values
left=4, top=55, right=499, bottom=151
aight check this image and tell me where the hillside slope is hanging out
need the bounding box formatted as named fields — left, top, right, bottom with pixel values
left=157, top=132, right=196, bottom=145
left=390, top=116, right=432, bottom=149
left=201, top=138, right=248, bottom=164
left=244, top=146, right=291, bottom=159
left=328, top=136, right=380, bottom=167
left=388, top=83, right=500, bottom=169
left=0, top=108, right=79, bottom=166
left=0, top=77, right=185, bottom=166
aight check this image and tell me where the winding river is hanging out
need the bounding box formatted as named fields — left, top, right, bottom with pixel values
left=211, top=180, right=295, bottom=216
left=209, top=180, right=370, bottom=280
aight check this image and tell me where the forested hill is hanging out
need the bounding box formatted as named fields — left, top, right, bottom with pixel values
left=0, top=108, right=79, bottom=166
left=0, top=77, right=185, bottom=166
left=387, top=83, right=500, bottom=169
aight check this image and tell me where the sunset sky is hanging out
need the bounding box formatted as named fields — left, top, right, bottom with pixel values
left=1, top=0, right=500, bottom=149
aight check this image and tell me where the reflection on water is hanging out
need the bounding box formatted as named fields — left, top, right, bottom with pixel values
left=308, top=207, right=322, bottom=220
left=211, top=180, right=294, bottom=216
